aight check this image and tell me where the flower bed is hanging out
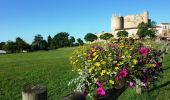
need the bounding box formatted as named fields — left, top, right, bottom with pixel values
left=69, top=40, right=163, bottom=99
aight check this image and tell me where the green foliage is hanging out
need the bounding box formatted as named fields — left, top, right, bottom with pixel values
left=137, top=22, right=149, bottom=38
left=31, top=34, right=48, bottom=51
left=53, top=32, right=70, bottom=48
left=117, top=31, right=128, bottom=37
left=0, top=42, right=5, bottom=50
left=47, top=35, right=52, bottom=46
left=16, top=37, right=29, bottom=52
left=69, top=36, right=75, bottom=46
left=99, top=33, right=113, bottom=40
left=4, top=41, right=17, bottom=53
left=77, top=38, right=84, bottom=45
left=84, top=33, right=98, bottom=42
left=137, top=22, right=157, bottom=39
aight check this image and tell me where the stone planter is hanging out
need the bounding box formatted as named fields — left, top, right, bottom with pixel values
left=115, top=79, right=126, bottom=89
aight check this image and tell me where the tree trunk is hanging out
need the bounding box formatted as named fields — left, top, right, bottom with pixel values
left=22, top=85, right=47, bottom=100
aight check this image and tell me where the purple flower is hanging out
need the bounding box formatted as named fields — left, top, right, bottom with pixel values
left=143, top=68, right=148, bottom=73
left=96, top=80, right=103, bottom=87
left=154, top=62, right=162, bottom=67
left=97, top=87, right=106, bottom=96
left=128, top=81, right=135, bottom=87
left=139, top=47, right=148, bottom=56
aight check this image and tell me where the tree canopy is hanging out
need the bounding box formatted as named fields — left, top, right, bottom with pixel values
left=84, top=33, right=98, bottom=42
left=117, top=31, right=128, bottom=37
left=100, top=33, right=113, bottom=40
left=77, top=38, right=84, bottom=45
left=137, top=22, right=156, bottom=39
left=31, top=34, right=48, bottom=51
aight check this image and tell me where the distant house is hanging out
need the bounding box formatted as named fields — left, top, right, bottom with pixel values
left=0, top=50, right=7, bottom=54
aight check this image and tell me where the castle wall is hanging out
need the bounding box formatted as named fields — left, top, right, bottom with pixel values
left=124, top=11, right=149, bottom=28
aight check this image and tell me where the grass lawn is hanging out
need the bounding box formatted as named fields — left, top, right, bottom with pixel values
left=0, top=47, right=77, bottom=100
left=0, top=41, right=169, bottom=100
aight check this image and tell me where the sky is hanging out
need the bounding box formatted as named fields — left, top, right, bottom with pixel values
left=0, top=0, right=170, bottom=43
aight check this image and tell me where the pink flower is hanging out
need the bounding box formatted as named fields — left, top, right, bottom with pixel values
left=115, top=67, right=128, bottom=80
left=121, top=67, right=128, bottom=78
left=96, top=80, right=103, bottom=87
left=97, top=87, right=106, bottom=96
left=121, top=70, right=128, bottom=77
left=139, top=47, right=148, bottom=56
left=115, top=72, right=122, bottom=80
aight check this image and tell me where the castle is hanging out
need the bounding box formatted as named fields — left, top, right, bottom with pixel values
left=97, top=11, right=170, bottom=40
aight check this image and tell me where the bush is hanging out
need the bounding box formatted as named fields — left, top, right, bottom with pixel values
left=69, top=39, right=163, bottom=98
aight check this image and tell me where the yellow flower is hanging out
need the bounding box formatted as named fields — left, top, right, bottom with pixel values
left=101, top=70, right=106, bottom=76
left=87, top=60, right=92, bottom=63
left=109, top=80, right=114, bottom=84
left=115, top=66, right=119, bottom=70
left=128, top=55, right=132, bottom=59
left=83, top=53, right=87, bottom=56
left=75, top=59, right=78, bottom=63
left=125, top=51, right=128, bottom=55
left=92, top=49, right=95, bottom=52
left=118, top=62, right=123, bottom=65
left=106, top=71, right=110, bottom=75
left=72, top=62, right=76, bottom=65
left=92, top=52, right=97, bottom=56
left=94, top=62, right=101, bottom=67
left=109, top=58, right=113, bottom=61
left=93, top=55, right=99, bottom=61
left=101, top=61, right=106, bottom=65
left=108, top=53, right=112, bottom=57
left=122, top=55, right=125, bottom=58
left=88, top=66, right=95, bottom=73
left=133, top=59, right=138, bottom=65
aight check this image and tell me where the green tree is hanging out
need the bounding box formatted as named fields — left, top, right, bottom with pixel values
left=0, top=42, right=5, bottom=50
left=5, top=41, right=17, bottom=53
left=69, top=36, right=75, bottom=46
left=47, top=35, right=52, bottom=46
left=137, top=22, right=157, bottom=39
left=117, top=31, right=128, bottom=37
left=53, top=32, right=70, bottom=48
left=77, top=38, right=84, bottom=45
left=137, top=22, right=149, bottom=38
left=100, top=33, right=113, bottom=40
left=31, top=34, right=48, bottom=51
left=16, top=37, right=29, bottom=52
left=84, top=33, right=98, bottom=42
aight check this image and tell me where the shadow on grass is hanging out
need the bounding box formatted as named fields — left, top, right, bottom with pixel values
left=148, top=81, right=170, bottom=92
left=163, top=67, right=170, bottom=71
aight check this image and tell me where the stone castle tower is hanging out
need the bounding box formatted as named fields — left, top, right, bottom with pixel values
left=111, top=11, right=149, bottom=32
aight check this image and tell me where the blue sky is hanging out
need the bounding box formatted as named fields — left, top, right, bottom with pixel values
left=0, top=0, right=170, bottom=43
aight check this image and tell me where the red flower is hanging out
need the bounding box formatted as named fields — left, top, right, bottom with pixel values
left=139, top=47, right=148, bottom=56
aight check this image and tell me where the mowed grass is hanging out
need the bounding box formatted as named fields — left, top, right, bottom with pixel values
left=0, top=47, right=77, bottom=100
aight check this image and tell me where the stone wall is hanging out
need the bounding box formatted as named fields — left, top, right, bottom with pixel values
left=124, top=11, right=149, bottom=28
